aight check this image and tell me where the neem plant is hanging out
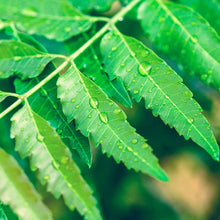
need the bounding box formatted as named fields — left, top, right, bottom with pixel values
left=0, top=0, right=219, bottom=219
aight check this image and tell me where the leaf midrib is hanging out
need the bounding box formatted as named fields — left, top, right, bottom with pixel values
left=114, top=29, right=216, bottom=156
left=74, top=64, right=161, bottom=175
left=156, top=0, right=219, bottom=67
left=26, top=104, right=94, bottom=218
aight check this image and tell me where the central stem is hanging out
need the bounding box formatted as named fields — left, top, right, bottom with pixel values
left=0, top=0, right=142, bottom=119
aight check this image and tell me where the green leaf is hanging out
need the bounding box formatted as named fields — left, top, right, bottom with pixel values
left=10, top=104, right=102, bottom=220
left=14, top=75, right=92, bottom=166
left=0, top=40, right=53, bottom=79
left=0, top=202, right=18, bottom=220
left=68, top=0, right=115, bottom=12
left=65, top=33, right=132, bottom=107
left=0, top=0, right=93, bottom=41
left=100, top=30, right=219, bottom=161
left=57, top=65, right=168, bottom=181
left=0, top=148, right=53, bottom=220
left=175, top=0, right=220, bottom=35
left=138, top=0, right=220, bottom=90
left=0, top=203, right=7, bottom=220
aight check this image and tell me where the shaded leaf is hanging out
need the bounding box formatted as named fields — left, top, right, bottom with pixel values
left=138, top=0, right=220, bottom=90
left=65, top=32, right=132, bottom=107
left=0, top=148, right=53, bottom=220
left=0, top=91, right=9, bottom=102
left=0, top=40, right=53, bottom=79
left=10, top=104, right=102, bottom=220
left=100, top=31, right=219, bottom=160
left=57, top=65, right=168, bottom=181
left=0, top=0, right=93, bottom=41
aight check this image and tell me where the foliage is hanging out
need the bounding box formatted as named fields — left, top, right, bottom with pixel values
left=0, top=0, right=219, bottom=219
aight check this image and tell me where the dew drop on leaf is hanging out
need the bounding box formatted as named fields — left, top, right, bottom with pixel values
left=71, top=98, right=75, bottom=103
left=114, top=108, right=121, bottom=114
left=89, top=97, right=98, bottom=108
left=61, top=156, right=69, bottom=164
left=64, top=27, right=71, bottom=32
left=187, top=118, right=194, bottom=123
left=37, top=134, right=44, bottom=142
left=75, top=105, right=79, bottom=109
left=138, top=63, right=152, bottom=76
left=126, top=68, right=131, bottom=72
left=142, top=143, right=149, bottom=149
left=52, top=161, right=60, bottom=169
left=99, top=112, right=108, bottom=124
left=21, top=7, right=38, bottom=17
left=118, top=146, right=123, bottom=149
left=14, top=56, right=22, bottom=61
left=111, top=46, right=117, bottom=51
left=43, top=175, right=49, bottom=180
left=133, top=90, right=139, bottom=94
left=191, top=35, right=198, bottom=43
left=40, top=89, right=48, bottom=97
left=141, top=50, right=149, bottom=58
left=120, top=63, right=125, bottom=67
left=132, top=138, right=138, bottom=144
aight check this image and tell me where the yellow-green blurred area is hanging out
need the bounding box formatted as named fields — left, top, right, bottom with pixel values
left=0, top=1, right=220, bottom=220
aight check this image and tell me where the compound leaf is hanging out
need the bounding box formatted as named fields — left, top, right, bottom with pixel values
left=57, top=65, right=168, bottom=181
left=0, top=0, right=93, bottom=41
left=100, top=30, right=219, bottom=160
left=0, top=148, right=53, bottom=220
left=10, top=104, right=102, bottom=220
left=138, top=0, right=220, bottom=90
left=0, top=40, right=53, bottom=79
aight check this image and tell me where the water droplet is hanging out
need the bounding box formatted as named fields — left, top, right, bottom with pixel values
left=134, top=158, right=138, bottom=162
left=208, top=70, right=213, bottom=74
left=132, top=138, right=138, bottom=144
left=130, top=51, right=135, bottom=57
left=138, top=63, right=152, bottom=76
left=71, top=98, right=75, bottom=103
left=37, top=134, right=44, bottom=142
left=114, top=108, right=121, bottom=114
left=67, top=183, right=72, bottom=188
left=127, top=147, right=132, bottom=152
left=132, top=79, right=136, bottom=83
left=133, top=90, right=139, bottom=94
left=119, top=17, right=124, bottom=21
left=120, top=63, right=125, bottom=67
left=142, top=143, right=149, bottom=149
left=88, top=114, right=92, bottom=118
left=99, top=112, right=108, bottom=124
left=148, top=89, right=152, bottom=93
left=126, top=68, right=131, bottom=72
left=75, top=105, right=79, bottom=109
left=64, top=27, right=71, bottom=32
left=14, top=56, right=21, bottom=61
left=191, top=35, right=198, bottom=43
left=141, top=50, right=149, bottom=58
left=201, top=74, right=208, bottom=80
left=111, top=46, right=117, bottom=51
left=35, top=54, right=42, bottom=58
left=43, top=175, right=49, bottom=180
left=191, top=21, right=196, bottom=25
left=108, top=55, right=111, bottom=58
left=52, top=161, right=60, bottom=169
left=89, top=97, right=98, bottom=109
left=25, top=139, right=29, bottom=143
left=118, top=146, right=123, bottom=149
left=21, top=7, right=38, bottom=17
left=61, top=156, right=69, bottom=164
left=187, top=118, right=194, bottom=123
left=159, top=17, right=165, bottom=23
left=109, top=102, right=113, bottom=106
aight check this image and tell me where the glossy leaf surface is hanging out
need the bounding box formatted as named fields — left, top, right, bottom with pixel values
left=138, top=0, right=220, bottom=90
left=10, top=104, right=102, bottom=220
left=101, top=31, right=219, bottom=160
left=57, top=66, right=168, bottom=181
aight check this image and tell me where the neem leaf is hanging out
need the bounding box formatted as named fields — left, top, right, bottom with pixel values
left=0, top=148, right=53, bottom=220
left=101, top=30, right=219, bottom=161
left=138, top=0, right=220, bottom=90
left=10, top=104, right=102, bottom=220
left=0, top=40, right=53, bottom=79
left=0, top=0, right=93, bottom=41
left=57, top=65, right=168, bottom=181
